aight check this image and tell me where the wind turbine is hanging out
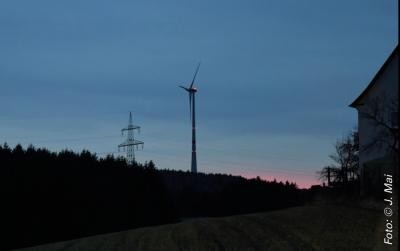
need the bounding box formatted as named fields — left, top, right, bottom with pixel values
left=179, top=63, right=201, bottom=173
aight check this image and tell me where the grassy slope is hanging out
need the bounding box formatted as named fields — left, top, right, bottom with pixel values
left=16, top=205, right=397, bottom=251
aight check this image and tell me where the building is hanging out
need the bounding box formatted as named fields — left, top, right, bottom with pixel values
left=349, top=46, right=398, bottom=195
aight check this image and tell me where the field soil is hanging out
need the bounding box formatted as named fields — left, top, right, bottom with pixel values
left=15, top=204, right=396, bottom=251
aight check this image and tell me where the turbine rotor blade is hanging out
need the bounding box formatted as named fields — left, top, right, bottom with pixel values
left=190, top=62, right=201, bottom=89
left=179, top=85, right=190, bottom=91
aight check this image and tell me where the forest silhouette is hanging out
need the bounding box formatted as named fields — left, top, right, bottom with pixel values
left=3, top=143, right=305, bottom=250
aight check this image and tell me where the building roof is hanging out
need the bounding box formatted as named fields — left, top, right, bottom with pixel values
left=349, top=45, right=398, bottom=108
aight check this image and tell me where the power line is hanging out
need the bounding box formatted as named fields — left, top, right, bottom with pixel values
left=0, top=135, right=121, bottom=144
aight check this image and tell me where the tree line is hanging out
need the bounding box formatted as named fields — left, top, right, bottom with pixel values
left=2, top=143, right=305, bottom=250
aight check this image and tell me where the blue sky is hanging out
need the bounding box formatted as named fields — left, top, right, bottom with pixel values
left=0, top=0, right=397, bottom=187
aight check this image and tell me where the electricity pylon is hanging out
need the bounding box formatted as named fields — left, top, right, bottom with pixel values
left=118, top=112, right=144, bottom=165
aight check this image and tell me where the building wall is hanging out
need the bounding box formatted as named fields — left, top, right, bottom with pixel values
left=356, top=52, right=398, bottom=168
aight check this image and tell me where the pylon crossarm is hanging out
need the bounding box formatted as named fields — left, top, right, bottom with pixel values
left=118, top=141, right=144, bottom=148
left=121, top=126, right=140, bottom=134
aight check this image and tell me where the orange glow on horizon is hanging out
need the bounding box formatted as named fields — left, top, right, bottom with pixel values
left=231, top=171, right=320, bottom=189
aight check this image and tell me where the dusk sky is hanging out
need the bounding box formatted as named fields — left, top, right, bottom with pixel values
left=0, top=0, right=397, bottom=188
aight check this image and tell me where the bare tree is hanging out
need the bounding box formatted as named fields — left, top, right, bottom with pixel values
left=360, top=94, right=399, bottom=159
left=317, top=165, right=341, bottom=186
left=318, top=129, right=359, bottom=186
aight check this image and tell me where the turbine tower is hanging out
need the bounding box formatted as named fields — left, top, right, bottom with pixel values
left=179, top=63, right=201, bottom=173
left=118, top=112, right=144, bottom=165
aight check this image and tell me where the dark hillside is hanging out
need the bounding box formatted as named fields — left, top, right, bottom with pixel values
left=2, top=143, right=305, bottom=250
